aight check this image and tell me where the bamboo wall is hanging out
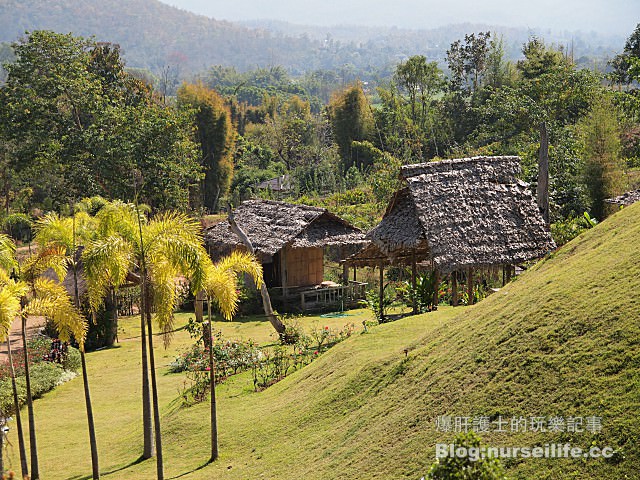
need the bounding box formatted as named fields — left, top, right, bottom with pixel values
left=284, top=246, right=323, bottom=287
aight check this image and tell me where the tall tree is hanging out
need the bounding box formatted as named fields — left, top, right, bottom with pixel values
left=201, top=251, right=263, bottom=462
left=83, top=201, right=209, bottom=479
left=0, top=234, right=28, bottom=479
left=33, top=210, right=102, bottom=479
left=578, top=95, right=626, bottom=220
left=8, top=245, right=88, bottom=480
left=177, top=83, right=236, bottom=212
left=0, top=31, right=200, bottom=212
left=328, top=82, right=374, bottom=171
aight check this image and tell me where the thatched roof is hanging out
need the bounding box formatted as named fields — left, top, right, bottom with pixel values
left=204, top=200, right=365, bottom=259
left=360, top=156, right=555, bottom=272
left=605, top=189, right=640, bottom=206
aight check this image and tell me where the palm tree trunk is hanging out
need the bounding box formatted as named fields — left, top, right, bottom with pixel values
left=21, top=313, right=39, bottom=480
left=140, top=282, right=155, bottom=459
left=81, top=348, right=100, bottom=479
left=144, top=285, right=164, bottom=480
left=72, top=255, right=101, bottom=479
left=207, top=298, right=218, bottom=462
left=6, top=339, right=28, bottom=479
left=0, top=419, right=3, bottom=476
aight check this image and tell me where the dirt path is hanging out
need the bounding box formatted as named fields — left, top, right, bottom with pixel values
left=0, top=316, right=47, bottom=363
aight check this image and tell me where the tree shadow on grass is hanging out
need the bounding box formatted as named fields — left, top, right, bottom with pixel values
left=168, top=460, right=211, bottom=479
left=66, top=455, right=147, bottom=479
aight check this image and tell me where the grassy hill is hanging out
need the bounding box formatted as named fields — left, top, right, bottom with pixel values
left=6, top=202, right=640, bottom=479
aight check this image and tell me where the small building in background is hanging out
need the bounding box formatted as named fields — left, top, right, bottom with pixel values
left=605, top=189, right=640, bottom=207
left=253, top=175, right=291, bottom=199
left=204, top=199, right=367, bottom=312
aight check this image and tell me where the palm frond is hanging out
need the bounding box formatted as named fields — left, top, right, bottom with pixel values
left=82, top=235, right=132, bottom=312
left=202, top=252, right=263, bottom=321
left=148, top=259, right=181, bottom=348
left=33, top=213, right=73, bottom=252
left=21, top=245, right=68, bottom=283
left=216, top=251, right=263, bottom=289
left=0, top=234, right=17, bottom=275
left=95, top=200, right=143, bottom=242
left=27, top=278, right=87, bottom=348
left=0, top=280, right=28, bottom=342
left=203, top=264, right=239, bottom=321
left=144, top=212, right=208, bottom=293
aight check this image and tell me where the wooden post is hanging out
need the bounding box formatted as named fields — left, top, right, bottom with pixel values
left=379, top=262, right=385, bottom=322
left=353, top=265, right=357, bottom=282
left=341, top=247, right=349, bottom=285
left=411, top=249, right=417, bottom=314
left=280, top=247, right=288, bottom=299
left=537, top=121, right=550, bottom=227
left=467, top=267, right=474, bottom=306
left=451, top=271, right=458, bottom=306
left=432, top=268, right=440, bottom=309
left=194, top=290, right=204, bottom=323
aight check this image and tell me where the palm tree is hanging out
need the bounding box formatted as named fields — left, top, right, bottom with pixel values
left=0, top=234, right=28, bottom=479
left=0, top=276, right=29, bottom=479
left=83, top=201, right=155, bottom=460
left=19, top=244, right=87, bottom=480
left=84, top=202, right=208, bottom=480
left=33, top=209, right=101, bottom=479
left=201, top=251, right=263, bottom=462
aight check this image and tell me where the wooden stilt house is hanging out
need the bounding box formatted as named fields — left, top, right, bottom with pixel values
left=204, top=200, right=367, bottom=311
left=346, top=156, right=556, bottom=312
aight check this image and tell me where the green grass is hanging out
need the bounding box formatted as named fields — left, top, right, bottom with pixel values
left=6, top=202, right=640, bottom=479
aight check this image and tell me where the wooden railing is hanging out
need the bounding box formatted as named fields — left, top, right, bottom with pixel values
left=299, top=281, right=367, bottom=312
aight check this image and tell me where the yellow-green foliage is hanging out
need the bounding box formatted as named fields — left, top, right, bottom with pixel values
left=178, top=82, right=236, bottom=212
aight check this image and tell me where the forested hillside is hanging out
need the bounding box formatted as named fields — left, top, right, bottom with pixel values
left=0, top=0, right=623, bottom=79
left=0, top=0, right=326, bottom=74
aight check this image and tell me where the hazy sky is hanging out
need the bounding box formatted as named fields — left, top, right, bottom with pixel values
left=163, top=0, right=639, bottom=35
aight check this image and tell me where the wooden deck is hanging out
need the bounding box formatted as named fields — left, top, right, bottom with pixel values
left=270, top=281, right=368, bottom=312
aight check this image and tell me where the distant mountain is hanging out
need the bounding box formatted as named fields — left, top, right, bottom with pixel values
left=241, top=19, right=625, bottom=62
left=0, top=0, right=332, bottom=74
left=0, top=0, right=625, bottom=78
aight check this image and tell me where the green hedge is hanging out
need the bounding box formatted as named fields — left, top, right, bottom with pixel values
left=0, top=362, right=75, bottom=415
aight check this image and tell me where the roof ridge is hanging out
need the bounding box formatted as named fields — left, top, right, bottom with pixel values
left=400, top=156, right=521, bottom=179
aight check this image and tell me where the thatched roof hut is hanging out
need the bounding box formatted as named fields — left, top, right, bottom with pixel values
left=348, top=156, right=555, bottom=273
left=605, top=189, right=640, bottom=207
left=204, top=200, right=365, bottom=291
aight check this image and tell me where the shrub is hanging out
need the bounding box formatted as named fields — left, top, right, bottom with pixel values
left=360, top=287, right=395, bottom=322
left=0, top=363, right=66, bottom=414
left=63, top=346, right=82, bottom=372
left=29, top=362, right=65, bottom=399
left=427, top=432, right=506, bottom=479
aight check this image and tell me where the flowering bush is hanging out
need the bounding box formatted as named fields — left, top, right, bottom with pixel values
left=172, top=321, right=359, bottom=401
left=169, top=332, right=260, bottom=378
left=0, top=337, right=74, bottom=381
left=252, top=322, right=356, bottom=391
left=171, top=327, right=263, bottom=405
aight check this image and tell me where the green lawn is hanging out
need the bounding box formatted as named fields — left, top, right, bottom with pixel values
left=5, top=201, right=640, bottom=479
